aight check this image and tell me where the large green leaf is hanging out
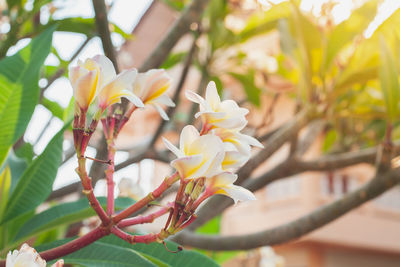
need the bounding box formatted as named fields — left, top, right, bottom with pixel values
left=324, top=0, right=379, bottom=71
left=40, top=239, right=156, bottom=267
left=41, top=97, right=65, bottom=120
left=0, top=27, right=55, bottom=166
left=237, top=2, right=291, bottom=42
left=102, top=235, right=220, bottom=267
left=379, top=36, right=400, bottom=121
left=1, top=125, right=65, bottom=225
left=0, top=167, right=11, bottom=219
left=14, top=197, right=135, bottom=243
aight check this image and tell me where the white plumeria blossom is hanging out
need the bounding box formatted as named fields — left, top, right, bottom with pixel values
left=69, top=55, right=143, bottom=111
left=6, top=243, right=63, bottom=267
left=132, top=69, right=175, bottom=120
left=214, top=128, right=263, bottom=154
left=162, top=125, right=225, bottom=179
left=207, top=172, right=256, bottom=204
left=185, top=81, right=249, bottom=130
left=212, top=128, right=263, bottom=170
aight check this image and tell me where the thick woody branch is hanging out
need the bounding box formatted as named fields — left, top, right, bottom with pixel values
left=139, top=0, right=210, bottom=72
left=236, top=109, right=311, bottom=184
left=173, top=168, right=400, bottom=250
left=177, top=144, right=392, bottom=232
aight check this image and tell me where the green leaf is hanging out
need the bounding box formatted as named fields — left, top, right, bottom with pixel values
left=2, top=150, right=28, bottom=195
left=0, top=211, right=34, bottom=251
left=379, top=36, right=400, bottom=121
left=39, top=239, right=156, bottom=267
left=0, top=166, right=11, bottom=218
left=50, top=17, right=96, bottom=36
left=102, top=235, right=220, bottom=267
left=196, top=216, right=220, bottom=234
left=41, top=97, right=65, bottom=120
left=1, top=124, right=65, bottom=225
left=238, top=2, right=291, bottom=42
left=14, top=197, right=135, bottom=242
left=322, top=129, right=337, bottom=153
left=324, top=0, right=379, bottom=71
left=229, top=71, right=261, bottom=106
left=14, top=142, right=34, bottom=163
left=160, top=52, right=187, bottom=69
left=0, top=26, right=55, bottom=166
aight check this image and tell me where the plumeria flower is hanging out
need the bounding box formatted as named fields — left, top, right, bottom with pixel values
left=222, top=150, right=250, bottom=170
left=162, top=125, right=225, bottom=179
left=69, top=55, right=143, bottom=112
left=185, top=81, right=249, bottom=130
left=206, top=172, right=256, bottom=204
left=6, top=243, right=63, bottom=267
left=132, top=69, right=175, bottom=120
left=213, top=127, right=264, bottom=156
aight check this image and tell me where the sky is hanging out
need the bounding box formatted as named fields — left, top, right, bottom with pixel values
left=7, top=0, right=400, bottom=195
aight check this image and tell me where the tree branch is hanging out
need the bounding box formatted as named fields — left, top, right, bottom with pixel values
left=176, top=144, right=395, bottom=232
left=92, top=0, right=118, bottom=72
left=172, top=168, right=400, bottom=250
left=236, top=109, right=312, bottom=184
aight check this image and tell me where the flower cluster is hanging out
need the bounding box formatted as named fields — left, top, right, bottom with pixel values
left=69, top=55, right=174, bottom=154
left=161, top=81, right=263, bottom=235
left=6, top=243, right=63, bottom=267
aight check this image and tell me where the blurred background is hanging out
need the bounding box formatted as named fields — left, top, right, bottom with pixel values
left=2, top=0, right=400, bottom=266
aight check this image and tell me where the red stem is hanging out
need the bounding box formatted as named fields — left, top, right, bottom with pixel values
left=105, top=121, right=116, bottom=216
left=111, top=227, right=170, bottom=244
left=40, top=227, right=108, bottom=262
left=77, top=155, right=110, bottom=224
left=113, top=172, right=179, bottom=223
left=118, top=204, right=172, bottom=228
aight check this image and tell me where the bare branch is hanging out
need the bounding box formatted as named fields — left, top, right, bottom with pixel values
left=172, top=168, right=400, bottom=250
left=177, top=144, right=391, bottom=232
left=92, top=0, right=119, bottom=72
left=236, top=109, right=311, bottom=184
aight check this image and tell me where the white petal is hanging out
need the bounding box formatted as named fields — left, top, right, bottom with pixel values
left=171, top=154, right=204, bottom=179
left=204, top=150, right=225, bottom=177
left=220, top=100, right=249, bottom=116
left=73, top=70, right=98, bottom=109
left=211, top=172, right=238, bottom=187
left=222, top=150, right=250, bottom=170
left=154, top=93, right=175, bottom=107
left=98, top=70, right=140, bottom=108
left=239, top=133, right=264, bottom=148
left=153, top=104, right=169, bottom=120
left=69, top=65, right=88, bottom=85
left=180, top=125, right=200, bottom=154
left=223, top=185, right=256, bottom=204
left=194, top=111, right=225, bottom=119
left=115, top=69, right=138, bottom=86
left=188, top=134, right=223, bottom=159
left=124, top=91, right=144, bottom=108
left=205, top=81, right=221, bottom=110
left=213, top=116, right=247, bottom=129
left=93, top=55, right=117, bottom=85
left=162, top=137, right=184, bottom=158
left=185, top=90, right=204, bottom=104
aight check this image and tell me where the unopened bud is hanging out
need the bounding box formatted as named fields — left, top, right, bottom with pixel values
left=184, top=180, right=195, bottom=196
left=190, top=178, right=205, bottom=200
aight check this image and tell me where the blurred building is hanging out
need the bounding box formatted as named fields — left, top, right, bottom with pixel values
left=118, top=1, right=400, bottom=266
